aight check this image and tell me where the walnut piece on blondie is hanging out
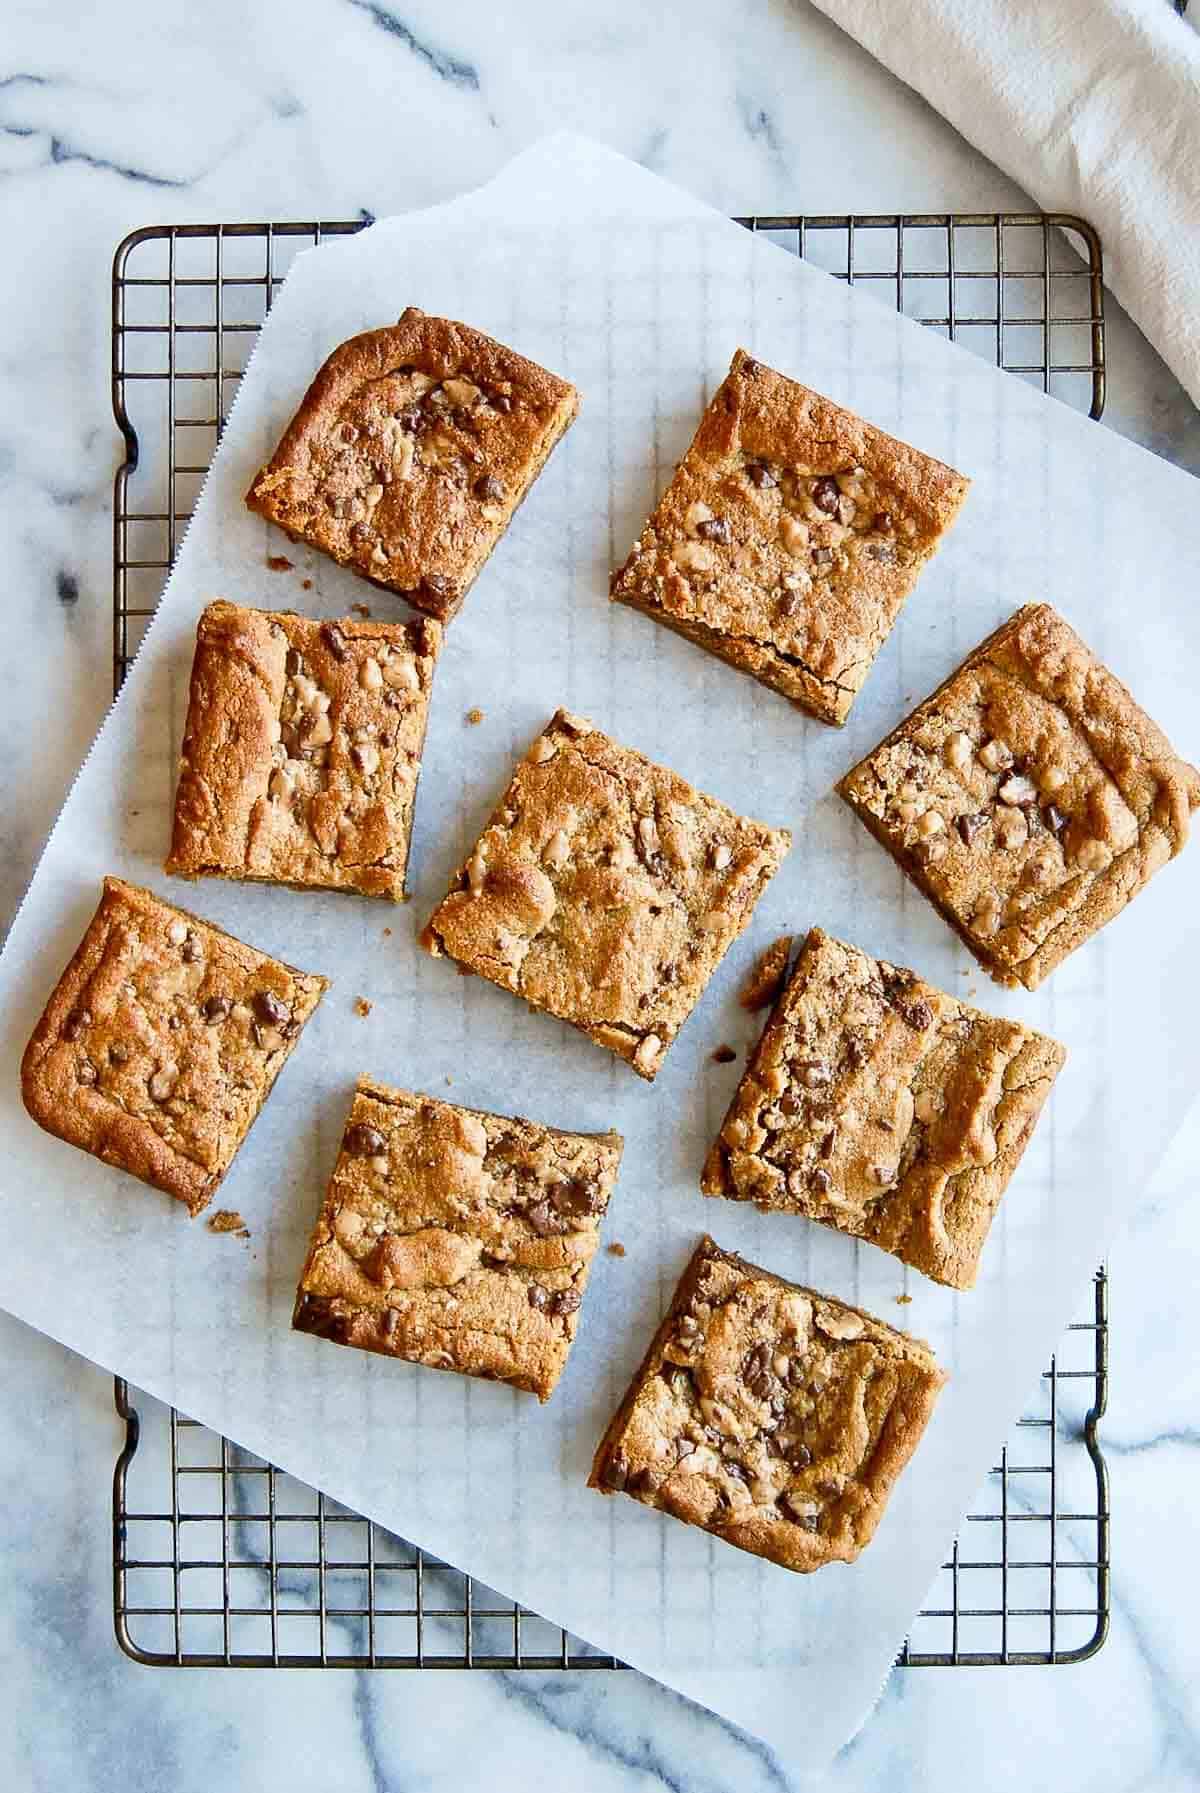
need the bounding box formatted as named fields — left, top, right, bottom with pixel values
left=589, top=1235, right=946, bottom=1571
left=166, top=601, right=440, bottom=902
left=611, top=350, right=970, bottom=724
left=20, top=878, right=327, bottom=1215
left=838, top=605, right=1200, bottom=989
left=702, top=928, right=1065, bottom=1290
left=292, top=1078, right=623, bottom=1401
left=245, top=308, right=579, bottom=622
left=420, top=709, right=791, bottom=1080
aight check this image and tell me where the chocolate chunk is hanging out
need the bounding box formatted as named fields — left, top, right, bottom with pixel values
left=527, top=1284, right=550, bottom=1312
left=181, top=934, right=202, bottom=963
left=810, top=1167, right=832, bottom=1195
left=742, top=1342, right=775, bottom=1401
left=628, top=1466, right=655, bottom=1495
left=474, top=473, right=506, bottom=501
left=812, top=547, right=834, bottom=567
left=285, top=647, right=302, bottom=677
left=775, top=590, right=799, bottom=618
left=526, top=1200, right=569, bottom=1237
left=957, top=811, right=989, bottom=847
left=1044, top=802, right=1069, bottom=838
left=252, top=990, right=290, bottom=1028
left=660, top=1364, right=694, bottom=1398
left=76, top=1059, right=98, bottom=1086
left=62, top=1007, right=91, bottom=1042
left=397, top=406, right=422, bottom=432
left=422, top=574, right=453, bottom=602
left=746, top=462, right=777, bottom=489
left=811, top=475, right=841, bottom=516
left=742, top=357, right=762, bottom=378
left=696, top=516, right=731, bottom=543
left=108, top=1042, right=129, bottom=1065
left=201, top=995, right=231, bottom=1025
left=867, top=542, right=896, bottom=563
left=344, top=1122, right=386, bottom=1158
left=491, top=392, right=514, bottom=414
left=875, top=509, right=894, bottom=532
left=320, top=622, right=349, bottom=661
left=779, top=1093, right=801, bottom=1116
left=549, top=1288, right=582, bottom=1318
left=380, top=1308, right=398, bottom=1338
left=599, top=1448, right=629, bottom=1491
left=548, top=1178, right=603, bottom=1217
left=901, top=999, right=933, bottom=1031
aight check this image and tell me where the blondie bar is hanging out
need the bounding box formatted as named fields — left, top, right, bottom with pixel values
left=166, top=602, right=441, bottom=901
left=20, top=877, right=327, bottom=1214
left=421, top=709, right=791, bottom=1079
left=611, top=350, right=969, bottom=723
left=589, top=1235, right=946, bottom=1571
left=702, top=928, right=1065, bottom=1290
left=246, top=308, right=579, bottom=622
left=838, top=605, right=1200, bottom=988
left=292, top=1078, right=623, bottom=1400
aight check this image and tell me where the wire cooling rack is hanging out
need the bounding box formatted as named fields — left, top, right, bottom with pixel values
left=110, top=212, right=1110, bottom=1671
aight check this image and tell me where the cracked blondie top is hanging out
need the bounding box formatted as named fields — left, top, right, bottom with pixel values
left=20, top=877, right=327, bottom=1215
left=245, top=308, right=579, bottom=622
left=610, top=350, right=970, bottom=725
left=420, top=709, right=791, bottom=1080
left=166, top=601, right=441, bottom=902
left=292, top=1077, right=623, bottom=1401
left=589, top=1235, right=946, bottom=1571
left=839, top=605, right=1200, bottom=990
left=702, top=929, right=1065, bottom=1290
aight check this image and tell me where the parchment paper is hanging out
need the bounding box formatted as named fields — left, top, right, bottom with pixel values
left=1, top=136, right=1198, bottom=1772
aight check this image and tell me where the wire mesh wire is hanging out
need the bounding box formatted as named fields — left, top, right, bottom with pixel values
left=110, top=213, right=1110, bottom=1671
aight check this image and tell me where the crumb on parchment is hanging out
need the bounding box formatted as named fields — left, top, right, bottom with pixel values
left=466, top=707, right=485, bottom=725
left=607, top=1241, right=626, bottom=1257
left=712, top=1044, right=737, bottom=1064
left=208, top=1210, right=250, bottom=1239
left=354, top=997, right=372, bottom=1017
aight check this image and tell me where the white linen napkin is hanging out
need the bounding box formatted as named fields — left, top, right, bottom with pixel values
left=806, top=0, right=1200, bottom=411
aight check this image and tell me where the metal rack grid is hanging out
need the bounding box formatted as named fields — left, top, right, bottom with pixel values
left=110, top=214, right=1111, bottom=1671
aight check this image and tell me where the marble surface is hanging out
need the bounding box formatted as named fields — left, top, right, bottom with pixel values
left=1, top=2, right=1198, bottom=1787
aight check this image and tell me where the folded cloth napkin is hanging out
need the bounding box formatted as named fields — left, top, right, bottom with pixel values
left=807, top=0, right=1200, bottom=410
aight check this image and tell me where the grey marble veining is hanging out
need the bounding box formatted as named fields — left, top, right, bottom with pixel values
left=1, top=3, right=1198, bottom=1788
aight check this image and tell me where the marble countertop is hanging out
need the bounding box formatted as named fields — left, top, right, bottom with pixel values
left=2, top=3, right=1198, bottom=1788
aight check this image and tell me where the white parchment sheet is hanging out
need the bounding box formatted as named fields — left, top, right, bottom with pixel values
left=1, top=137, right=1198, bottom=1770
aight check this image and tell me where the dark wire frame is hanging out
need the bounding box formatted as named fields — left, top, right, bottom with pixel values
left=110, top=214, right=1110, bottom=1671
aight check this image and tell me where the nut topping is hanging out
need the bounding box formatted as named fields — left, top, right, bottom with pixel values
left=998, top=772, right=1037, bottom=808
left=978, top=738, right=1013, bottom=773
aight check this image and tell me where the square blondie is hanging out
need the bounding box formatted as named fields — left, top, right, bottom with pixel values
left=20, top=877, right=327, bottom=1214
left=589, top=1235, right=946, bottom=1571
left=420, top=709, right=791, bottom=1080
left=702, top=928, right=1065, bottom=1290
left=839, top=605, right=1200, bottom=989
left=611, top=349, right=970, bottom=724
left=166, top=601, right=441, bottom=902
left=246, top=307, right=579, bottom=622
left=292, top=1078, right=623, bottom=1400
